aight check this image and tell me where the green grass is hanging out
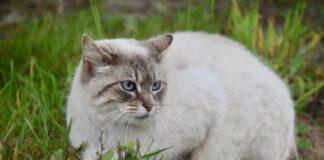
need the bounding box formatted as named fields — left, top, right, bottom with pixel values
left=0, top=0, right=322, bottom=159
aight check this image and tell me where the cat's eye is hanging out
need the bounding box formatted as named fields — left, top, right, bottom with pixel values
left=121, top=81, right=136, bottom=91
left=152, top=81, right=161, bottom=91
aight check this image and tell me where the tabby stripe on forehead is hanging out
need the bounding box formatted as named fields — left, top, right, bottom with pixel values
left=95, top=81, right=121, bottom=97
left=151, top=67, right=156, bottom=81
left=134, top=68, right=139, bottom=81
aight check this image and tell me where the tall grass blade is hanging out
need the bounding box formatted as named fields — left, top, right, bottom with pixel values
left=90, top=0, right=104, bottom=38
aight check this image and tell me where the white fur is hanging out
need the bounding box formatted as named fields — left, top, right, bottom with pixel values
left=67, top=32, right=296, bottom=160
left=96, top=38, right=149, bottom=56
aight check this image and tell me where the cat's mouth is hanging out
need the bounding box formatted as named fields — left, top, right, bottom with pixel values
left=133, top=112, right=150, bottom=119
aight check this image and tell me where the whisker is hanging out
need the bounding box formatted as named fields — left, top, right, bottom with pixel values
left=109, top=114, right=128, bottom=145
left=115, top=115, right=130, bottom=145
left=99, top=110, right=121, bottom=122
left=124, top=116, right=132, bottom=144
left=120, top=116, right=129, bottom=144
left=104, top=112, right=126, bottom=129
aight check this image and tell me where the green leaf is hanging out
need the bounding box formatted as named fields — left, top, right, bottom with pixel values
left=101, top=151, right=114, bottom=160
left=295, top=82, right=324, bottom=111
left=140, top=147, right=171, bottom=159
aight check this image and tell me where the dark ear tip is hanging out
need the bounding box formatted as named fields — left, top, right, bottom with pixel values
left=165, top=34, right=173, bottom=45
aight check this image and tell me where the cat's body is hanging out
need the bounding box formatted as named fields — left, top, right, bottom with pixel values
left=67, top=32, right=296, bottom=160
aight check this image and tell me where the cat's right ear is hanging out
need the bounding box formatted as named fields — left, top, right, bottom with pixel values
left=81, top=34, right=112, bottom=82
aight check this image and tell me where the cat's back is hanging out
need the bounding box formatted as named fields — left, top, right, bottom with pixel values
left=165, top=31, right=294, bottom=123
left=166, top=31, right=273, bottom=78
left=165, top=31, right=291, bottom=100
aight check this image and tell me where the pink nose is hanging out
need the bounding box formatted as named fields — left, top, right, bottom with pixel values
left=143, top=104, right=153, bottom=112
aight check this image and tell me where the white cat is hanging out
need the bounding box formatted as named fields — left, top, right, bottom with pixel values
left=67, top=32, right=297, bottom=160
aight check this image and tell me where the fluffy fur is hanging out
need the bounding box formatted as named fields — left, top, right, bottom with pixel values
left=67, top=32, right=297, bottom=160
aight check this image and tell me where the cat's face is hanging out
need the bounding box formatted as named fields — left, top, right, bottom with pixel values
left=80, top=34, right=172, bottom=124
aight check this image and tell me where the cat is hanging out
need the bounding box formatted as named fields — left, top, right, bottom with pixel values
left=66, top=31, right=297, bottom=160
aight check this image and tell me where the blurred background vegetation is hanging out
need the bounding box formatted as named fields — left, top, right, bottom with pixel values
left=0, top=0, right=323, bottom=159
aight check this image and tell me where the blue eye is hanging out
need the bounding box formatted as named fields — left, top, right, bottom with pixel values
left=121, top=81, right=136, bottom=91
left=152, top=81, right=161, bottom=91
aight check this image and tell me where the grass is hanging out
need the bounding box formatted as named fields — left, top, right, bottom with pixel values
left=0, top=0, right=322, bottom=159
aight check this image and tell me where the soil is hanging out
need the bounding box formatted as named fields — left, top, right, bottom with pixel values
left=298, top=116, right=324, bottom=160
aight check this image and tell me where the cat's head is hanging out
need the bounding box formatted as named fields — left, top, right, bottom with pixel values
left=79, top=34, right=172, bottom=124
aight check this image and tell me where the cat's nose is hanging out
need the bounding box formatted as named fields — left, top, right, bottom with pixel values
left=143, top=104, right=154, bottom=112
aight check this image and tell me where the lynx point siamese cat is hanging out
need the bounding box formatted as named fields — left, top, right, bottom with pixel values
left=67, top=32, right=297, bottom=160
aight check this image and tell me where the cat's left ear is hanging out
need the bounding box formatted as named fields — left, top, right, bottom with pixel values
left=81, top=34, right=115, bottom=82
left=147, top=35, right=173, bottom=59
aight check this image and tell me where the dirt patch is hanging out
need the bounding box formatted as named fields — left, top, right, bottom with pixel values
left=297, top=116, right=324, bottom=160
